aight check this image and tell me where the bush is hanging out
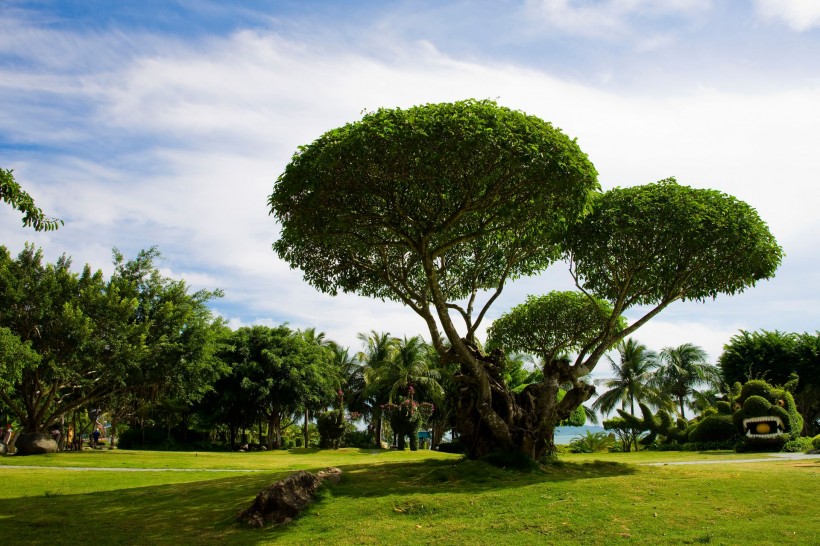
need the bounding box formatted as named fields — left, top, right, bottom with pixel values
left=689, top=415, right=737, bottom=443
left=342, top=430, right=374, bottom=448
left=781, top=437, right=814, bottom=453
left=813, top=435, right=820, bottom=450
left=568, top=431, right=615, bottom=453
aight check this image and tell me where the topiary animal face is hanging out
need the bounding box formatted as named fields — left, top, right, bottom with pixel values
left=732, top=380, right=802, bottom=450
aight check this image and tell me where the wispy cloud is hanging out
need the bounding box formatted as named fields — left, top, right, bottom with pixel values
left=523, top=0, right=712, bottom=40
left=754, top=0, right=820, bottom=32
left=2, top=3, right=818, bottom=357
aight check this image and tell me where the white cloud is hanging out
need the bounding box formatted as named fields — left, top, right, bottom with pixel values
left=523, top=0, right=712, bottom=38
left=754, top=0, right=820, bottom=32
left=2, top=18, right=817, bottom=353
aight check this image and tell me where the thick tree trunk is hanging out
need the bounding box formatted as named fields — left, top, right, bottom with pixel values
left=451, top=341, right=595, bottom=462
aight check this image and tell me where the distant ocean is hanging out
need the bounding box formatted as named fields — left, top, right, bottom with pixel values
left=554, top=425, right=606, bottom=445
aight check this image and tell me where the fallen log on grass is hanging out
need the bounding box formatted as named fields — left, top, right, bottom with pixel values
left=237, top=467, right=342, bottom=527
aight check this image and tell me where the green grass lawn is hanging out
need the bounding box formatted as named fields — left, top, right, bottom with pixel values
left=1, top=448, right=817, bottom=545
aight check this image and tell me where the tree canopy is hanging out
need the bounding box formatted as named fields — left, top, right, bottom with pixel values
left=271, top=99, right=599, bottom=346
left=0, top=244, right=222, bottom=433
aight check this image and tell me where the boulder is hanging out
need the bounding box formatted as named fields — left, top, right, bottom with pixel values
left=0, top=443, right=7, bottom=455
left=14, top=432, right=58, bottom=455
left=237, top=467, right=342, bottom=527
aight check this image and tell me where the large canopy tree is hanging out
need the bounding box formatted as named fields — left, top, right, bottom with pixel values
left=0, top=245, right=223, bottom=435
left=269, top=100, right=782, bottom=461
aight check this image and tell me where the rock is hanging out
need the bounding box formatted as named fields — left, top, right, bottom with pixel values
left=237, top=467, right=342, bottom=527
left=14, top=432, right=58, bottom=455
left=0, top=443, right=7, bottom=455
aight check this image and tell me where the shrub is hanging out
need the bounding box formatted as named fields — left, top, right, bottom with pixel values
left=569, top=431, right=615, bottom=453
left=689, top=415, right=737, bottom=443
left=342, top=430, right=373, bottom=448
left=781, top=437, right=814, bottom=453
left=813, top=435, right=820, bottom=450
left=317, top=410, right=346, bottom=449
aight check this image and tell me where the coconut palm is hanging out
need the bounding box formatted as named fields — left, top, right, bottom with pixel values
left=652, top=343, right=716, bottom=419
left=367, top=335, right=443, bottom=404
left=357, top=331, right=399, bottom=446
left=592, top=338, right=658, bottom=417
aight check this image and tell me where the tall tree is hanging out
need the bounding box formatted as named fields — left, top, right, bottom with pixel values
left=0, top=245, right=141, bottom=433
left=0, top=245, right=223, bottom=435
left=223, top=325, right=337, bottom=449
left=592, top=338, right=658, bottom=417
left=0, top=168, right=62, bottom=231
left=270, top=100, right=782, bottom=461
left=653, top=343, right=715, bottom=419
left=110, top=247, right=226, bottom=432
left=357, top=331, right=398, bottom=446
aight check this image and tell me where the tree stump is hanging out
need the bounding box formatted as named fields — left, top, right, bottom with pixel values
left=237, top=467, right=342, bottom=527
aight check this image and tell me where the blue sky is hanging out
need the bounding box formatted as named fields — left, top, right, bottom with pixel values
left=2, top=0, right=818, bottom=382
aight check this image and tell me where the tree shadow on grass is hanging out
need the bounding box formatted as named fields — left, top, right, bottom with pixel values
left=0, top=472, right=285, bottom=545
left=0, top=457, right=636, bottom=544
left=327, top=456, right=637, bottom=500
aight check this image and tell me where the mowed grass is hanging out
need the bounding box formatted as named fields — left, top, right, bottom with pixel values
left=0, top=449, right=817, bottom=545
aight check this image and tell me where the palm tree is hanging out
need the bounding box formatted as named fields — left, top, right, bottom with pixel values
left=592, top=338, right=658, bottom=417
left=368, top=336, right=443, bottom=404
left=357, top=331, right=399, bottom=446
left=653, top=343, right=716, bottom=419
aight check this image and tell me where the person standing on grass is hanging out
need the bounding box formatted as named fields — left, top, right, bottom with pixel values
left=92, top=428, right=100, bottom=447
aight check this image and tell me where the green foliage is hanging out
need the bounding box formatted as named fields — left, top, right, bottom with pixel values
left=689, top=414, right=737, bottom=443
left=199, top=324, right=338, bottom=449
left=488, top=292, right=623, bottom=365
left=651, top=343, right=717, bottom=419
left=117, top=427, right=173, bottom=450
left=382, top=399, right=435, bottom=450
left=317, top=409, right=346, bottom=449
left=781, top=437, right=813, bottom=453
left=719, top=330, right=819, bottom=436
left=271, top=102, right=782, bottom=462
left=603, top=417, right=644, bottom=452
left=0, top=246, right=219, bottom=432
left=568, top=431, right=615, bottom=453
left=270, top=99, right=598, bottom=304
left=341, top=430, right=374, bottom=448
left=812, top=434, right=820, bottom=450
left=0, top=168, right=62, bottom=231
left=732, top=379, right=803, bottom=451
left=592, top=338, right=658, bottom=417
left=566, top=179, right=782, bottom=305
